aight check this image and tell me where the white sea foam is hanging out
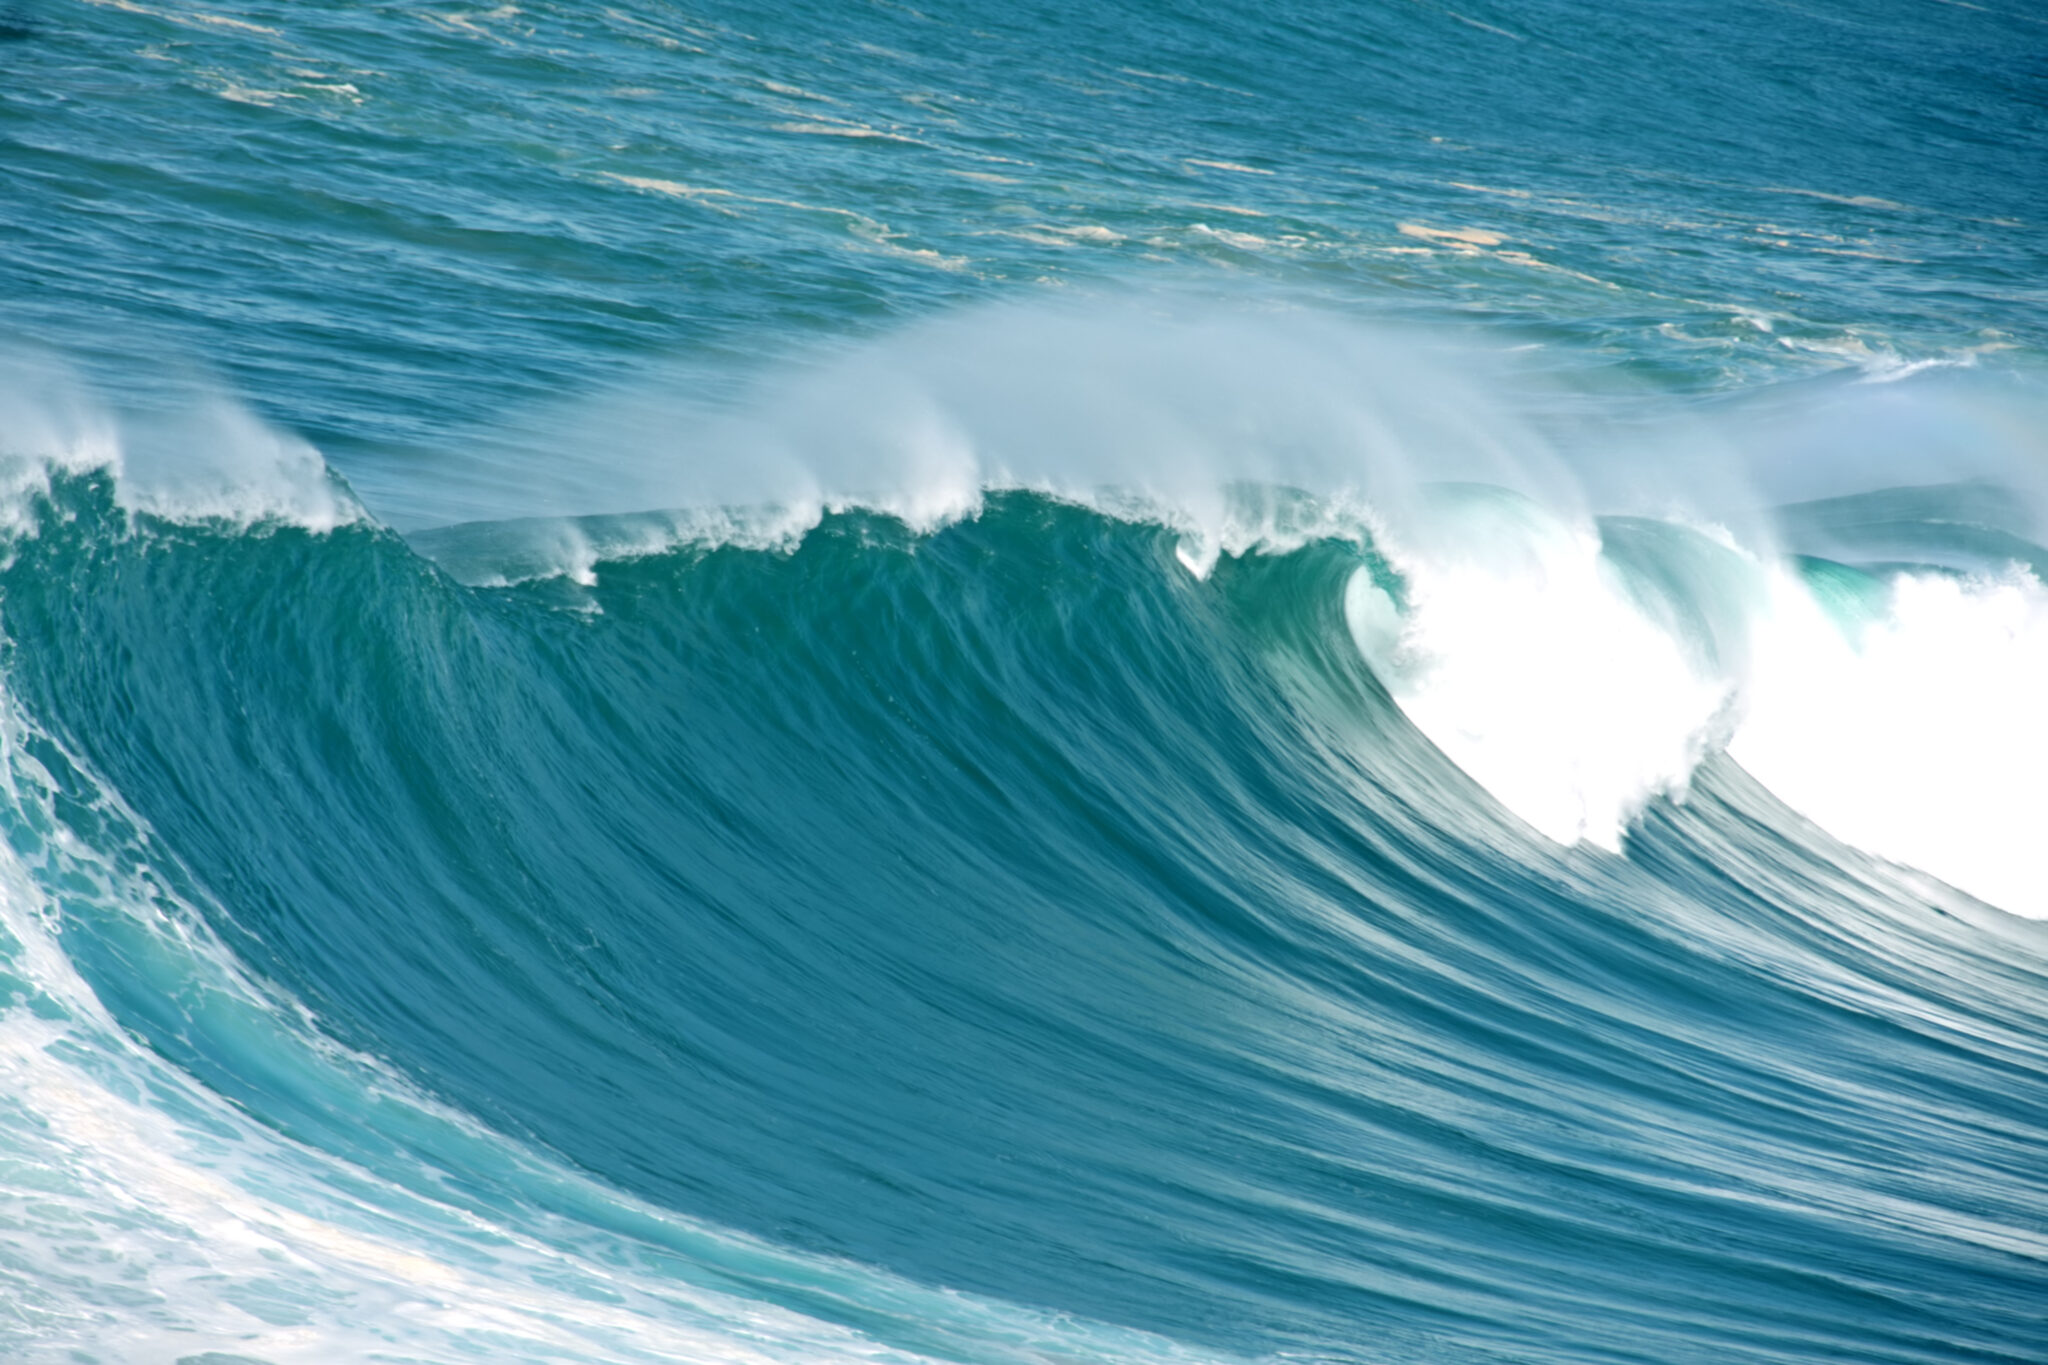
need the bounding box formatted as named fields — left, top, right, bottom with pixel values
left=1731, top=567, right=2048, bottom=918
left=0, top=356, right=124, bottom=540
left=1349, top=505, right=2048, bottom=918
left=115, top=393, right=362, bottom=531
left=437, top=299, right=1577, bottom=550
left=1350, top=495, right=1733, bottom=850
left=0, top=358, right=361, bottom=533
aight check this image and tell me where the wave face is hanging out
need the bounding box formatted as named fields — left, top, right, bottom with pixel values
left=5, top=0, right=2048, bottom=1362
left=3, top=457, right=2047, bottom=1365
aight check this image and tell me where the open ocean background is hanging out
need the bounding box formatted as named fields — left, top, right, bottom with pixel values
left=3, top=2, right=2048, bottom=1362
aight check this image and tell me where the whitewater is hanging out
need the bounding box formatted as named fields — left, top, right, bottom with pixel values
left=3, top=1, right=2047, bottom=1363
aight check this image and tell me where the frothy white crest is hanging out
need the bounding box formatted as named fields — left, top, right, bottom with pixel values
left=0, top=356, right=360, bottom=532
left=0, top=351, right=123, bottom=537
left=1731, top=568, right=2048, bottom=918
left=1351, top=491, right=1732, bottom=849
left=116, top=393, right=361, bottom=531
left=1312, top=365, right=2048, bottom=919
left=417, top=502, right=828, bottom=588
left=1349, top=502, right=2048, bottom=918
left=687, top=302, right=1574, bottom=564
left=425, top=297, right=1572, bottom=544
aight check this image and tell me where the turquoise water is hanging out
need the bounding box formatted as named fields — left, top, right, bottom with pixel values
left=3, top=3, right=2047, bottom=1363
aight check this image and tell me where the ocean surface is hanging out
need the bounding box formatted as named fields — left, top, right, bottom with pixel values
left=3, top=1, right=2048, bottom=1362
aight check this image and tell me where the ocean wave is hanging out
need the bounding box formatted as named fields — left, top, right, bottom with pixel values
left=13, top=0, right=2048, bottom=1356
left=2, top=321, right=2046, bottom=1364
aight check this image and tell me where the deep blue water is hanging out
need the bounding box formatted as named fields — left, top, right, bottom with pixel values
left=2, top=3, right=2047, bottom=1363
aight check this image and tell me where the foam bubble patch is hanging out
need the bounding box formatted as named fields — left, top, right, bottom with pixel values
left=1732, top=568, right=2048, bottom=918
